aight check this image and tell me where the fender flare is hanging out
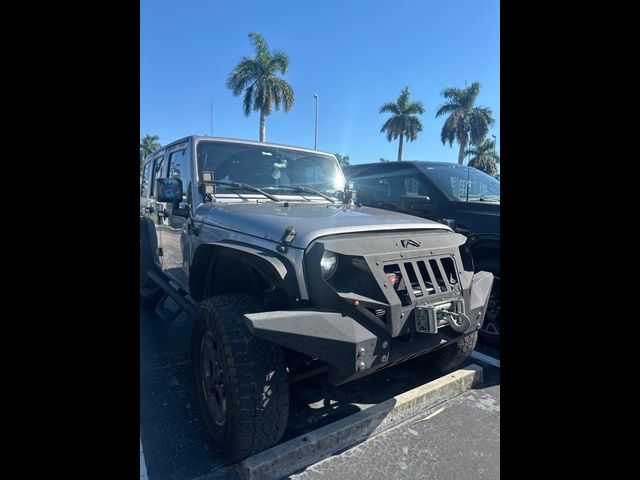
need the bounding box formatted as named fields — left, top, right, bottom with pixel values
left=189, top=241, right=300, bottom=302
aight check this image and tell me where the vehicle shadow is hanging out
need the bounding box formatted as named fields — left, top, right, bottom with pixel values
left=284, top=355, right=461, bottom=441
left=140, top=303, right=498, bottom=479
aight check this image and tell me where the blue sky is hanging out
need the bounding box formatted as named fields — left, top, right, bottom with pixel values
left=140, top=0, right=499, bottom=167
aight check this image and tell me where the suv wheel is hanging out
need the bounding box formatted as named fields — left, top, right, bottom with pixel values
left=474, top=260, right=500, bottom=346
left=192, top=293, right=289, bottom=463
left=431, top=331, right=478, bottom=373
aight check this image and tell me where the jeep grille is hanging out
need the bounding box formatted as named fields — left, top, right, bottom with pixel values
left=382, top=256, right=459, bottom=307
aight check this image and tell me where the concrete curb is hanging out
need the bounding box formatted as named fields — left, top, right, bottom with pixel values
left=238, top=364, right=483, bottom=480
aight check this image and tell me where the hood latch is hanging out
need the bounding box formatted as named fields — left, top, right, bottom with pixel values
left=276, top=225, right=296, bottom=253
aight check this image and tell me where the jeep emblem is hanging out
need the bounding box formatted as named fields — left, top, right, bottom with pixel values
left=401, top=239, right=421, bottom=248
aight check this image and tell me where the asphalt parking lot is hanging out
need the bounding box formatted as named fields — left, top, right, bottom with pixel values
left=140, top=300, right=500, bottom=480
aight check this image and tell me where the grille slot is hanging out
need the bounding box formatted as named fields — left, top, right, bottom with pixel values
left=428, top=259, right=447, bottom=292
left=382, top=256, right=457, bottom=304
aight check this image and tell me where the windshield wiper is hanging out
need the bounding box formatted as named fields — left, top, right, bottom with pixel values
left=213, top=181, right=280, bottom=202
left=274, top=186, right=336, bottom=203
left=478, top=197, right=500, bottom=202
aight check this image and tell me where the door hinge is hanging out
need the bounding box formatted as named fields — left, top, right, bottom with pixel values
left=158, top=248, right=164, bottom=257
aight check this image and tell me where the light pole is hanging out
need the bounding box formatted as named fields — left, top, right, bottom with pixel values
left=210, top=102, right=213, bottom=136
left=314, top=94, right=319, bottom=149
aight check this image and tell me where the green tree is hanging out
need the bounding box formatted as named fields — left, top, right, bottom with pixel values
left=465, top=138, right=500, bottom=176
left=379, top=86, right=425, bottom=161
left=436, top=82, right=495, bottom=165
left=379, top=157, right=390, bottom=162
left=335, top=154, right=350, bottom=167
left=140, top=134, right=161, bottom=170
left=226, top=32, right=295, bottom=142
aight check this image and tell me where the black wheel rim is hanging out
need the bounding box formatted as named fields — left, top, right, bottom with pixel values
left=480, top=277, right=500, bottom=338
left=200, top=331, right=226, bottom=426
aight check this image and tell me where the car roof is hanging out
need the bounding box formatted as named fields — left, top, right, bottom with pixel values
left=144, top=135, right=336, bottom=162
left=344, top=161, right=465, bottom=169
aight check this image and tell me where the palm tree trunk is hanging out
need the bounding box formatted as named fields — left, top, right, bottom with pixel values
left=259, top=109, right=266, bottom=142
left=397, top=132, right=404, bottom=161
left=458, top=137, right=466, bottom=165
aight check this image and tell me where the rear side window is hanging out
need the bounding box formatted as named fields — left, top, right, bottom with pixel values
left=141, top=161, right=153, bottom=197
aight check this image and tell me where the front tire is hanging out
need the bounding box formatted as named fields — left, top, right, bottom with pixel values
left=431, top=331, right=478, bottom=373
left=192, top=294, right=289, bottom=463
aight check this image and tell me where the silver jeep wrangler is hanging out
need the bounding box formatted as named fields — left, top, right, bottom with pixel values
left=139, top=136, right=493, bottom=462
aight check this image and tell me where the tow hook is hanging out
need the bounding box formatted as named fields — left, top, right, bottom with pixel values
left=440, top=310, right=471, bottom=333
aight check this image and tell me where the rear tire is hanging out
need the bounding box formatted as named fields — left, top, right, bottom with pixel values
left=192, top=294, right=289, bottom=463
left=431, top=331, right=478, bottom=373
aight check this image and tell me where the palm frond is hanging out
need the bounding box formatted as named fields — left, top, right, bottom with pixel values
left=379, top=102, right=401, bottom=115
left=405, top=100, right=425, bottom=115
left=435, top=102, right=458, bottom=117
left=248, top=31, right=269, bottom=56
left=272, top=77, right=295, bottom=111
left=270, top=50, right=289, bottom=74
left=242, top=83, right=255, bottom=116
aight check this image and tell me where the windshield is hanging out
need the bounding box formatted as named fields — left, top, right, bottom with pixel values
left=197, top=141, right=345, bottom=200
left=417, top=164, right=500, bottom=202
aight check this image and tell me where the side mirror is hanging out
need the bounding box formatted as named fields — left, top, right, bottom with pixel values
left=399, top=195, right=432, bottom=212
left=156, top=178, right=183, bottom=203
left=343, top=181, right=357, bottom=205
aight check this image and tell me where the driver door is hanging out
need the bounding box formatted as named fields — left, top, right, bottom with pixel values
left=158, top=144, right=191, bottom=288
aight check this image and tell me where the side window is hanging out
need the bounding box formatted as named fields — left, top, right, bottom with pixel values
left=152, top=155, right=165, bottom=196
left=167, top=149, right=190, bottom=201
left=403, top=175, right=427, bottom=197
left=372, top=170, right=427, bottom=202
left=141, top=161, right=153, bottom=197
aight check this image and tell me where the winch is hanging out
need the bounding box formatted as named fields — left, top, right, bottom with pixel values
left=415, top=299, right=471, bottom=334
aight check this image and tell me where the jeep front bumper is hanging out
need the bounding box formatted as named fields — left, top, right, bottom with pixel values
left=244, top=270, right=493, bottom=386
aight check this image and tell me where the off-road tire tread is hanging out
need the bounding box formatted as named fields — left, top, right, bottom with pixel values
left=193, top=293, right=289, bottom=463
left=432, top=331, right=478, bottom=373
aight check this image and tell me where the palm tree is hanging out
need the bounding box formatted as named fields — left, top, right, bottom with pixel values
left=465, top=138, right=500, bottom=176
left=335, top=154, right=350, bottom=167
left=140, top=134, right=161, bottom=170
left=436, top=82, right=495, bottom=165
left=226, top=32, right=295, bottom=142
left=379, top=87, right=425, bottom=161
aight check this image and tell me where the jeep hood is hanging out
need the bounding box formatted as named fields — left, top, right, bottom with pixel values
left=197, top=202, right=452, bottom=249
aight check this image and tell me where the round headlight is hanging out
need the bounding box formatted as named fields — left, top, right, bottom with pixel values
left=320, top=251, right=338, bottom=279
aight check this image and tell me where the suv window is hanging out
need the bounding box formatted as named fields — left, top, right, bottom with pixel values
left=352, top=166, right=427, bottom=204
left=167, top=149, right=189, bottom=202
left=141, top=160, right=153, bottom=197
left=152, top=154, right=165, bottom=196
left=416, top=164, right=499, bottom=202
left=196, top=141, right=345, bottom=198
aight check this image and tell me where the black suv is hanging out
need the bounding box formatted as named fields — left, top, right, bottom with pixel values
left=344, top=161, right=500, bottom=345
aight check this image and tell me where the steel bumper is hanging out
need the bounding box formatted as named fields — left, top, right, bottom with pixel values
left=244, top=271, right=493, bottom=385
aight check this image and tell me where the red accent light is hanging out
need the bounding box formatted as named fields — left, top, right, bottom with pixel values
left=386, top=273, right=399, bottom=286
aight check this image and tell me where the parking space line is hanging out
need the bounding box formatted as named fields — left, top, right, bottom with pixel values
left=140, top=437, right=148, bottom=480
left=471, top=351, right=500, bottom=368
